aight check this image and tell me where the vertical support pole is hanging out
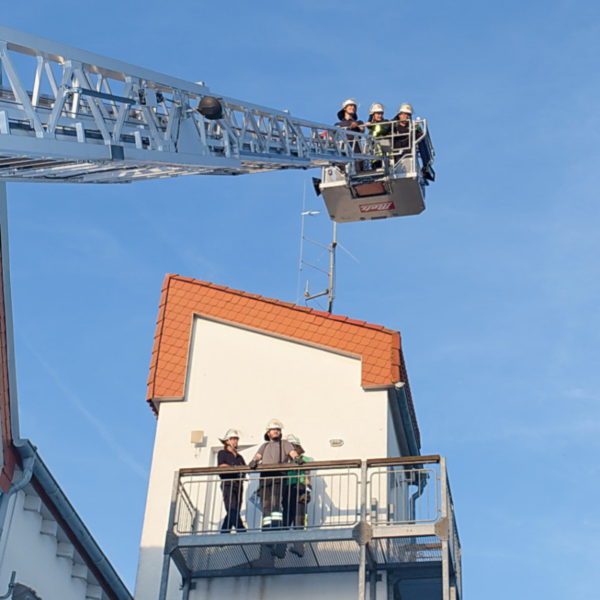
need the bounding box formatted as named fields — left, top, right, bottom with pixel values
left=439, top=456, right=448, bottom=520
left=327, top=222, right=337, bottom=314
left=158, top=471, right=182, bottom=600
left=0, top=182, right=20, bottom=441
left=386, top=572, right=394, bottom=600
left=439, top=457, right=450, bottom=600
left=369, top=566, right=377, bottom=600
left=441, top=539, right=450, bottom=600
left=181, top=578, right=191, bottom=600
left=357, top=460, right=368, bottom=600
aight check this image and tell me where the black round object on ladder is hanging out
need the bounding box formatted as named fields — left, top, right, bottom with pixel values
left=197, top=96, right=223, bottom=120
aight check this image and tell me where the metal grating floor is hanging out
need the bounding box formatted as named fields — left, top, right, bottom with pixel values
left=176, top=535, right=441, bottom=578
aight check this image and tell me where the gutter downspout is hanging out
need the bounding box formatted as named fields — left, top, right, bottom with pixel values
left=389, top=384, right=424, bottom=519
left=6, top=441, right=34, bottom=496
left=409, top=473, right=427, bottom=521
left=0, top=441, right=35, bottom=570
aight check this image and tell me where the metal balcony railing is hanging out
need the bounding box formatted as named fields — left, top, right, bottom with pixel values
left=159, top=455, right=461, bottom=600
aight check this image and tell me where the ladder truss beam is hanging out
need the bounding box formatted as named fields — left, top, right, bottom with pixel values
left=0, top=26, right=374, bottom=183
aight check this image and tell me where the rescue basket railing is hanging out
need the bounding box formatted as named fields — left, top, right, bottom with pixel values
left=173, top=455, right=452, bottom=536
left=324, top=118, right=434, bottom=181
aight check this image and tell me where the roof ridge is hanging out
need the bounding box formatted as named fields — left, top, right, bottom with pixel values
left=167, top=273, right=396, bottom=334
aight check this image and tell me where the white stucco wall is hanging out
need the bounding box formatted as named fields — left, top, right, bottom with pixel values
left=135, top=317, right=397, bottom=600
left=0, top=488, right=94, bottom=600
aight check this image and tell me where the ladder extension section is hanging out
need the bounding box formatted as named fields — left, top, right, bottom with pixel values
left=0, top=27, right=373, bottom=183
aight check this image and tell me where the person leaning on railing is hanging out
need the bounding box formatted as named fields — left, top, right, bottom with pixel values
left=391, top=103, right=419, bottom=166
left=365, top=103, right=392, bottom=169
left=248, top=419, right=300, bottom=534
left=217, top=429, right=247, bottom=533
left=283, top=434, right=313, bottom=558
left=335, top=98, right=365, bottom=172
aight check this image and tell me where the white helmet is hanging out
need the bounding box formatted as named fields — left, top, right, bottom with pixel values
left=265, top=418, right=284, bottom=432
left=219, top=428, right=241, bottom=443
left=341, top=98, right=358, bottom=110
left=398, top=103, right=413, bottom=115
left=286, top=434, right=302, bottom=445
left=369, top=103, right=384, bottom=115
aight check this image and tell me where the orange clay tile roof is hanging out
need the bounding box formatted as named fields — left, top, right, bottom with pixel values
left=147, top=274, right=419, bottom=442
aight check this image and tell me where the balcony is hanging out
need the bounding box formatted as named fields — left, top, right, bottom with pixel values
left=159, top=456, right=461, bottom=600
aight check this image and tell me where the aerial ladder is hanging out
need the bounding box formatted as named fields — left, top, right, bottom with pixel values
left=0, top=26, right=435, bottom=223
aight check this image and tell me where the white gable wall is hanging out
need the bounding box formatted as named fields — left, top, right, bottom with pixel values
left=0, top=486, right=102, bottom=600
left=135, top=317, right=396, bottom=600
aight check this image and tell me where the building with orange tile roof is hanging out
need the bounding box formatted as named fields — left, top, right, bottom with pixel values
left=136, top=274, right=424, bottom=600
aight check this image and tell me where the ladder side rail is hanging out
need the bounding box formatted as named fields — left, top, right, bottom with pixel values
left=0, top=25, right=211, bottom=97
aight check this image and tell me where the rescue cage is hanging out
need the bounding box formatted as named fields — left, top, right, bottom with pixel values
left=318, top=119, right=436, bottom=223
left=161, top=456, right=461, bottom=600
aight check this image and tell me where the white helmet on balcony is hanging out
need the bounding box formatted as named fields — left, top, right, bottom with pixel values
left=264, top=419, right=284, bottom=440
left=369, top=103, right=384, bottom=115
left=219, top=428, right=241, bottom=443
left=265, top=419, right=284, bottom=432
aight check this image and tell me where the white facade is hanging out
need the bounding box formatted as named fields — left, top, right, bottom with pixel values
left=135, top=317, right=403, bottom=600
left=0, top=479, right=106, bottom=600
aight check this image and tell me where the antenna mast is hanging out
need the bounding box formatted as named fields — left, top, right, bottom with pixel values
left=298, top=212, right=338, bottom=314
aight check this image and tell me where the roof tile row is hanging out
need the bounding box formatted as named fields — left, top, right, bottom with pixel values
left=146, top=274, right=419, bottom=444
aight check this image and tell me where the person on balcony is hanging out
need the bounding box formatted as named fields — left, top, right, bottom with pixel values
left=249, top=420, right=300, bottom=528
left=217, top=429, right=247, bottom=533
left=366, top=103, right=391, bottom=169
left=283, top=434, right=313, bottom=557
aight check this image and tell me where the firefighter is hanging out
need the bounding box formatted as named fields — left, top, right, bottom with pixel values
left=335, top=98, right=364, bottom=132
left=366, top=103, right=391, bottom=169
left=217, top=429, right=247, bottom=533
left=249, top=420, right=300, bottom=529
left=249, top=419, right=300, bottom=558
left=391, top=103, right=419, bottom=171
left=282, top=434, right=313, bottom=557
left=335, top=98, right=365, bottom=172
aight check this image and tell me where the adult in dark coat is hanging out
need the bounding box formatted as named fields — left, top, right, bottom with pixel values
left=217, top=429, right=247, bottom=533
left=335, top=98, right=365, bottom=132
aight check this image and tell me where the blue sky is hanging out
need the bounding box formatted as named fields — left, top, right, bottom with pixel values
left=3, top=1, right=600, bottom=597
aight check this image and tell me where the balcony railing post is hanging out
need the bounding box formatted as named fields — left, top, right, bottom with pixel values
left=158, top=470, right=181, bottom=600
left=439, top=456, right=448, bottom=520
left=439, top=456, right=451, bottom=600
left=358, top=460, right=368, bottom=600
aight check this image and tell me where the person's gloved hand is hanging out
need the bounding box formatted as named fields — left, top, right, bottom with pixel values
left=294, top=456, right=304, bottom=465
left=248, top=459, right=259, bottom=470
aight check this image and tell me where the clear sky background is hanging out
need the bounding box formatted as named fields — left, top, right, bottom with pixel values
left=3, top=1, right=600, bottom=598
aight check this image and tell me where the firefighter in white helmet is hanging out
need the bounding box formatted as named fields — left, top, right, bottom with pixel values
left=217, top=428, right=247, bottom=532
left=335, top=98, right=364, bottom=132
left=282, top=434, right=313, bottom=557
left=248, top=419, right=300, bottom=557
left=366, top=103, right=391, bottom=170
left=391, top=103, right=419, bottom=167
